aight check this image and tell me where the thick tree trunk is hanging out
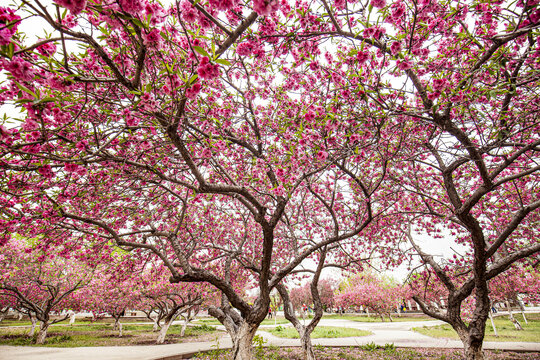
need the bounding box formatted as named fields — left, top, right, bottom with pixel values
left=299, top=327, right=316, bottom=360
left=156, top=318, right=173, bottom=344
left=35, top=322, right=49, bottom=344
left=464, top=341, right=485, bottom=360
left=230, top=322, right=258, bottom=360
left=456, top=328, right=485, bottom=360
left=28, top=315, right=37, bottom=337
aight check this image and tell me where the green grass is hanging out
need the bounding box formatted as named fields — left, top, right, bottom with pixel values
left=0, top=318, right=153, bottom=327
left=197, top=317, right=290, bottom=326
left=413, top=313, right=540, bottom=342
left=266, top=325, right=372, bottom=339
left=323, top=314, right=432, bottom=322
left=0, top=322, right=219, bottom=347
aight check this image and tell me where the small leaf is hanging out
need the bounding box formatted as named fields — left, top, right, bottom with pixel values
left=188, top=74, right=198, bottom=85
left=193, top=46, right=210, bottom=58
left=215, top=59, right=231, bottom=66
left=15, top=83, right=37, bottom=99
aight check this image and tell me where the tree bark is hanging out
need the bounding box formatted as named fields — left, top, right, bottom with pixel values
left=156, top=318, right=173, bottom=344
left=152, top=315, right=161, bottom=332
left=506, top=300, right=523, bottom=330
left=35, top=321, right=49, bottom=344
left=517, top=301, right=528, bottom=325
left=0, top=307, right=8, bottom=322
left=230, top=321, right=258, bottom=360
left=69, top=312, right=76, bottom=326
left=455, top=327, right=485, bottom=360
left=488, top=310, right=498, bottom=337
left=180, top=319, right=188, bottom=337
left=298, top=327, right=316, bottom=360
left=28, top=315, right=37, bottom=337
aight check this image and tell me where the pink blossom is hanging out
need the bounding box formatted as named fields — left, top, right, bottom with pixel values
left=179, top=1, right=198, bottom=23
left=64, top=163, right=79, bottom=173
left=356, top=51, right=369, bottom=64
left=37, top=41, right=57, bottom=56
left=432, top=78, right=448, bottom=91
left=0, top=125, right=12, bottom=142
left=4, top=57, right=34, bottom=81
left=76, top=140, right=88, bottom=150
left=304, top=110, right=316, bottom=121
left=38, top=165, right=54, bottom=179
left=370, top=0, right=386, bottom=9
left=197, top=57, right=220, bottom=80
left=253, top=0, right=280, bottom=16
left=390, top=41, right=402, bottom=55
left=186, top=83, right=201, bottom=99
left=237, top=42, right=255, bottom=56
left=390, top=3, right=406, bottom=21
left=119, top=0, right=144, bottom=15
left=316, top=150, right=328, bottom=161
left=143, top=28, right=161, bottom=48
left=55, top=0, right=87, bottom=15
left=334, top=0, right=346, bottom=10
left=208, top=0, right=238, bottom=11
left=397, top=59, right=412, bottom=70
left=0, top=7, right=21, bottom=46
left=530, top=9, right=540, bottom=24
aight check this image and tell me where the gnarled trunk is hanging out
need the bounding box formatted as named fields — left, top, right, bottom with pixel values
left=506, top=300, right=523, bottom=330
left=156, top=318, right=173, bottom=344
left=517, top=300, right=528, bottom=325
left=180, top=318, right=188, bottom=337
left=464, top=340, right=485, bottom=360
left=296, top=325, right=316, bottom=360
left=0, top=307, right=9, bottom=322
left=230, top=321, right=258, bottom=360
left=488, top=310, right=498, bottom=336
left=28, top=315, right=37, bottom=337
left=152, top=317, right=160, bottom=332
left=35, top=321, right=49, bottom=344
left=69, top=313, right=76, bottom=325
left=455, top=327, right=485, bottom=360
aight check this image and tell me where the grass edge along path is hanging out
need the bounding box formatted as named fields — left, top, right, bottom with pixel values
left=413, top=313, right=540, bottom=343
left=265, top=326, right=372, bottom=339
left=0, top=323, right=221, bottom=347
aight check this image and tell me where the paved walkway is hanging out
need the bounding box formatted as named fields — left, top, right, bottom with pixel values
left=1, top=318, right=539, bottom=360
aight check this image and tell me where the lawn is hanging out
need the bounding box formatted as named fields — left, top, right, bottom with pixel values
left=413, top=313, right=540, bottom=342
left=0, top=317, right=153, bottom=327
left=323, top=314, right=432, bottom=322
left=0, top=323, right=221, bottom=347
left=197, top=317, right=290, bottom=326
left=265, top=326, right=372, bottom=339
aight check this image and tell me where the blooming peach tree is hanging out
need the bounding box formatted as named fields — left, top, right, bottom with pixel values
left=336, top=272, right=403, bottom=321
left=0, top=236, right=96, bottom=343
left=1, top=0, right=539, bottom=359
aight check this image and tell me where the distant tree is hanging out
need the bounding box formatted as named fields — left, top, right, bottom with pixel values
left=0, top=237, right=94, bottom=343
